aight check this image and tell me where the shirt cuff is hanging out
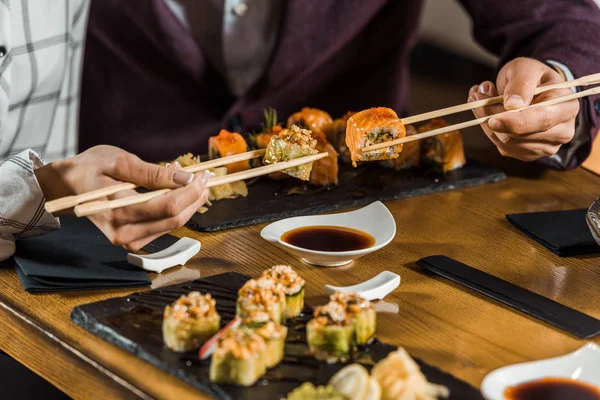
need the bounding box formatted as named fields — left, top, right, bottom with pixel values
left=0, top=150, right=61, bottom=261
left=546, top=60, right=577, bottom=93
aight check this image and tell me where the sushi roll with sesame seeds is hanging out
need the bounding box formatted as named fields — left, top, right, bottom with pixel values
left=162, top=292, right=220, bottom=353
left=306, top=301, right=355, bottom=363
left=262, top=265, right=306, bottom=319
left=330, top=292, right=376, bottom=346
left=236, top=277, right=286, bottom=324
left=240, top=311, right=288, bottom=368
left=209, top=328, right=267, bottom=386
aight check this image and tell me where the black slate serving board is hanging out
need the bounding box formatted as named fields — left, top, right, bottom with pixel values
left=189, top=160, right=505, bottom=232
left=71, top=272, right=484, bottom=400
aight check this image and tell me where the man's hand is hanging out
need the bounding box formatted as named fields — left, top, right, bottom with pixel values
left=468, top=57, right=580, bottom=161
left=35, top=145, right=210, bottom=251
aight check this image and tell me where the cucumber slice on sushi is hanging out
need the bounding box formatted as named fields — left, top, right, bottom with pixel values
left=240, top=311, right=288, bottom=368
left=306, top=302, right=354, bottom=362
left=162, top=292, right=220, bottom=353
left=330, top=292, right=376, bottom=346
left=209, top=328, right=267, bottom=386
left=236, top=277, right=286, bottom=324
left=262, top=265, right=306, bottom=319
left=263, top=124, right=318, bottom=181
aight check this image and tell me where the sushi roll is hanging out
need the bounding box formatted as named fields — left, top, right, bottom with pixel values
left=287, top=107, right=333, bottom=133
left=240, top=311, right=288, bottom=368
left=252, top=109, right=290, bottom=180
left=208, top=129, right=251, bottom=174
left=209, top=328, right=267, bottom=386
left=306, top=301, right=354, bottom=362
left=330, top=292, right=376, bottom=346
left=327, top=111, right=355, bottom=165
left=310, top=130, right=339, bottom=187
left=380, top=124, right=420, bottom=171
left=262, top=265, right=306, bottom=319
left=419, top=118, right=466, bottom=173
left=236, top=277, right=287, bottom=324
left=162, top=292, right=221, bottom=353
left=263, top=124, right=318, bottom=181
left=346, top=107, right=407, bottom=167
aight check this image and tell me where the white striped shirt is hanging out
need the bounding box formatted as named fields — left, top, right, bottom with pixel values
left=0, top=0, right=89, bottom=261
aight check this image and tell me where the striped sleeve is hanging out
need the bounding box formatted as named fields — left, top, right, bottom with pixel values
left=0, top=149, right=60, bottom=261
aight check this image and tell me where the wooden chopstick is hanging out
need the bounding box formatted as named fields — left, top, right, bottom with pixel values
left=73, top=152, right=329, bottom=217
left=362, top=86, right=600, bottom=153
left=401, top=72, right=600, bottom=125
left=44, top=149, right=266, bottom=214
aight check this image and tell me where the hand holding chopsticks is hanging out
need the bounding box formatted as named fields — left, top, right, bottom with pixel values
left=44, top=149, right=267, bottom=214
left=72, top=152, right=328, bottom=217
left=400, top=72, right=600, bottom=125
left=362, top=76, right=600, bottom=154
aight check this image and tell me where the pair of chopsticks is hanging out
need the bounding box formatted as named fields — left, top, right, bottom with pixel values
left=362, top=73, right=600, bottom=153
left=45, top=150, right=328, bottom=217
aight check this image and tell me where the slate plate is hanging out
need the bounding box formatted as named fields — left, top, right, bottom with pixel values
left=71, top=272, right=484, bottom=400
left=189, top=160, right=505, bottom=232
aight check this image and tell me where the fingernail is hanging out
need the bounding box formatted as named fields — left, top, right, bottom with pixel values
left=505, top=95, right=525, bottom=109
left=479, top=82, right=492, bottom=95
left=174, top=161, right=182, bottom=169
left=200, top=171, right=214, bottom=185
left=488, top=118, right=502, bottom=131
left=174, top=171, right=194, bottom=185
left=165, top=162, right=171, bottom=168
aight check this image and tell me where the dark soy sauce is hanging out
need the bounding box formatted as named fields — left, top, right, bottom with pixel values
left=281, top=226, right=375, bottom=252
left=504, top=377, right=600, bottom=400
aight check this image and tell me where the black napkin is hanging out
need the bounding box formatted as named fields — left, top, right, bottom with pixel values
left=9, top=217, right=179, bottom=292
left=506, top=209, right=600, bottom=257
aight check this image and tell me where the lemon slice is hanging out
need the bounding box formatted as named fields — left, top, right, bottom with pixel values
left=329, top=364, right=369, bottom=400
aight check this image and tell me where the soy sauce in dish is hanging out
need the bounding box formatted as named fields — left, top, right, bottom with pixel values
left=281, top=226, right=375, bottom=252
left=504, top=377, right=600, bottom=400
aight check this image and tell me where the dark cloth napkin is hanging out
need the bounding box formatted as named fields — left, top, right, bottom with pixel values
left=506, top=209, right=600, bottom=257
left=6, top=217, right=179, bottom=292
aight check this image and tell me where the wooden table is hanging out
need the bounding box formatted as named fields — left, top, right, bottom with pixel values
left=1, top=134, right=600, bottom=399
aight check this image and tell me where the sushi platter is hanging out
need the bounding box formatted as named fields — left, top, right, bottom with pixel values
left=71, top=270, right=484, bottom=399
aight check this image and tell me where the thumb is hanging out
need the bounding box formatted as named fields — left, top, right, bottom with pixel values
left=110, top=153, right=194, bottom=189
left=499, top=59, right=548, bottom=110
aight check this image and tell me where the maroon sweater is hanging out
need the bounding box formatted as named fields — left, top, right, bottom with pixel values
left=79, top=0, right=600, bottom=169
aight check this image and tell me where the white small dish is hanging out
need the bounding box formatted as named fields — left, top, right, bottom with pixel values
left=481, top=343, right=600, bottom=400
left=260, top=201, right=396, bottom=267
left=127, top=237, right=201, bottom=273
left=324, top=271, right=400, bottom=300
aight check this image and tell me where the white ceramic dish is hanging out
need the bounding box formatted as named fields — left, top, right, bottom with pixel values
left=324, top=271, right=400, bottom=300
left=481, top=343, right=600, bottom=400
left=260, top=201, right=396, bottom=267
left=127, top=237, right=200, bottom=273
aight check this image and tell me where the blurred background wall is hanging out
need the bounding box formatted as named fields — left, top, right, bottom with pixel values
left=419, top=0, right=497, bottom=66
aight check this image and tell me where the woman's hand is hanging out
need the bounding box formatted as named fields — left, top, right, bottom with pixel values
left=468, top=57, right=580, bottom=161
left=35, top=145, right=210, bottom=251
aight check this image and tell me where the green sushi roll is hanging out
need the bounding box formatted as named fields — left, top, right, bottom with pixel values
left=162, top=292, right=220, bottom=353
left=263, top=124, right=318, bottom=181
left=236, top=277, right=286, bottom=324
left=209, top=328, right=267, bottom=386
left=330, top=292, right=376, bottom=346
left=306, top=302, right=354, bottom=362
left=262, top=265, right=306, bottom=319
left=241, top=311, right=288, bottom=368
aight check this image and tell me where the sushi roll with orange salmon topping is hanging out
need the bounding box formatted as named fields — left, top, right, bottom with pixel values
left=346, top=107, right=406, bottom=167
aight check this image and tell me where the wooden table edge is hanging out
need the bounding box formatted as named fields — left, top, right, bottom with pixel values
left=0, top=299, right=153, bottom=400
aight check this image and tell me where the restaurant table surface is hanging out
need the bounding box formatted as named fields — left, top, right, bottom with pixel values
left=2, top=135, right=600, bottom=400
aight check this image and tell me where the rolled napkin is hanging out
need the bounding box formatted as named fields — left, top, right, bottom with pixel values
left=8, top=217, right=179, bottom=292
left=506, top=209, right=600, bottom=257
